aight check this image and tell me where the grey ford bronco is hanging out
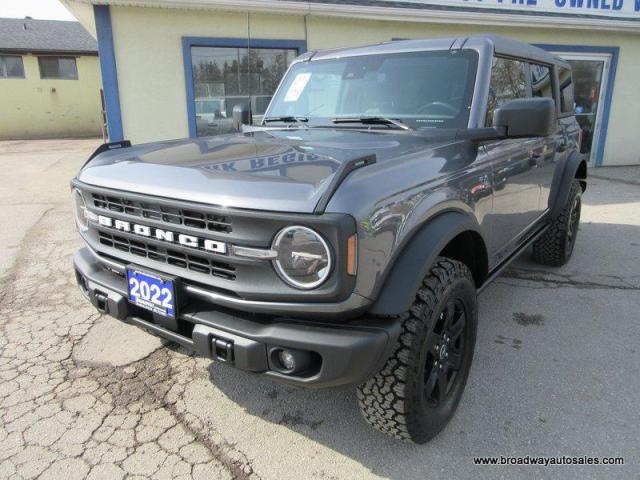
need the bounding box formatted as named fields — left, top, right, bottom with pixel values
left=72, top=35, right=586, bottom=443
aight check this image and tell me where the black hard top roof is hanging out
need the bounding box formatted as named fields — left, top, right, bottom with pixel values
left=303, top=34, right=569, bottom=68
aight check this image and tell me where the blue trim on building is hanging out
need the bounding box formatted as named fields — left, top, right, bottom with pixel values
left=182, top=36, right=307, bottom=138
left=536, top=44, right=619, bottom=168
left=94, top=5, right=123, bottom=142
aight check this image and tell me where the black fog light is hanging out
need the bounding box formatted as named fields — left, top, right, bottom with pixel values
left=270, top=347, right=313, bottom=375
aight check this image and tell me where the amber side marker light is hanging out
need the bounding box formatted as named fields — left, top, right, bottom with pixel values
left=347, top=234, right=358, bottom=276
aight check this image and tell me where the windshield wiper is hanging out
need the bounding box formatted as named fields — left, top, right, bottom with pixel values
left=263, top=116, right=309, bottom=127
left=332, top=117, right=413, bottom=131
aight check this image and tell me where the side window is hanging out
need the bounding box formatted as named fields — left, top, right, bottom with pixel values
left=530, top=63, right=553, bottom=99
left=0, top=55, right=25, bottom=78
left=486, top=57, right=527, bottom=126
left=558, top=65, right=575, bottom=114
left=38, top=57, right=78, bottom=80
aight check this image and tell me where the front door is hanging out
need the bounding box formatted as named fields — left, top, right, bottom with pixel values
left=554, top=52, right=612, bottom=166
left=526, top=62, right=562, bottom=215
left=482, top=56, right=545, bottom=263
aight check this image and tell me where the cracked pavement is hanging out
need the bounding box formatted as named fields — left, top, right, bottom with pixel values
left=1, top=139, right=639, bottom=479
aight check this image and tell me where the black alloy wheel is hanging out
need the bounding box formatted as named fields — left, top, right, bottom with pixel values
left=423, top=300, right=467, bottom=407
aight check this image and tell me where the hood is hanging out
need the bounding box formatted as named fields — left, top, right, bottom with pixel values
left=78, top=129, right=453, bottom=213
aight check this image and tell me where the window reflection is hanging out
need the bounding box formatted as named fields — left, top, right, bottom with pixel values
left=531, top=64, right=553, bottom=99
left=191, top=46, right=297, bottom=136
left=558, top=65, right=575, bottom=114
left=486, top=57, right=527, bottom=126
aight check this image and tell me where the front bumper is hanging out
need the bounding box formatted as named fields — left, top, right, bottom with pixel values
left=73, top=247, right=401, bottom=388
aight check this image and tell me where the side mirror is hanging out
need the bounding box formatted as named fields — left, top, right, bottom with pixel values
left=493, top=97, right=556, bottom=138
left=232, top=104, right=252, bottom=131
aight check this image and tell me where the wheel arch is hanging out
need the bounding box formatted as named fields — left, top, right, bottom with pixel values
left=549, top=151, right=587, bottom=217
left=369, top=211, right=489, bottom=316
left=575, top=157, right=588, bottom=192
left=439, top=229, right=489, bottom=290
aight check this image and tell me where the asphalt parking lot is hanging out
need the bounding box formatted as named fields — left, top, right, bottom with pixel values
left=1, top=139, right=639, bottom=480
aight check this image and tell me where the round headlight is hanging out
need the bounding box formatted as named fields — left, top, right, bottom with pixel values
left=71, top=188, right=88, bottom=232
left=272, top=226, right=332, bottom=289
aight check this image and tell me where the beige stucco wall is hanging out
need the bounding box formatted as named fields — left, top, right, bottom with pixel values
left=109, top=7, right=305, bottom=144
left=109, top=5, right=640, bottom=166
left=0, top=54, right=103, bottom=140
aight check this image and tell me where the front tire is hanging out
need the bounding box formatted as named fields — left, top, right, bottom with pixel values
left=357, top=258, right=477, bottom=443
left=532, top=179, right=582, bottom=267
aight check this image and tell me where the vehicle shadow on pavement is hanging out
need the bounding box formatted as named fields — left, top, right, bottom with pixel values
left=205, top=361, right=436, bottom=476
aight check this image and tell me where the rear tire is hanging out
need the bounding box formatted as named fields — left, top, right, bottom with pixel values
left=533, top=179, right=582, bottom=267
left=357, top=257, right=477, bottom=443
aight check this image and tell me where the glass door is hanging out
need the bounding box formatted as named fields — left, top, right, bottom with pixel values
left=554, top=52, right=612, bottom=166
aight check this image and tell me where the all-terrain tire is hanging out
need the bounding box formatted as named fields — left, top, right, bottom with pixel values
left=532, top=179, right=582, bottom=267
left=357, top=257, right=477, bottom=444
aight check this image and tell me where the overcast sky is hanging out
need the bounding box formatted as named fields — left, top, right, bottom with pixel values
left=0, top=0, right=76, bottom=21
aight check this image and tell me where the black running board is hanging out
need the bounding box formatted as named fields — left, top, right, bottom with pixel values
left=478, top=224, right=548, bottom=294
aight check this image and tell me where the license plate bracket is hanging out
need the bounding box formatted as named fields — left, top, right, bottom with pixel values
left=126, top=267, right=177, bottom=318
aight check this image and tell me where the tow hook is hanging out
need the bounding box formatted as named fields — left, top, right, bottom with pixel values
left=94, top=291, right=109, bottom=314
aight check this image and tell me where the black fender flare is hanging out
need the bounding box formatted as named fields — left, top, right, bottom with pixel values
left=369, top=211, right=486, bottom=316
left=548, top=151, right=587, bottom=218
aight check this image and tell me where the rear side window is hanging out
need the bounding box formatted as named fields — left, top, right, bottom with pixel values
left=530, top=64, right=553, bottom=100
left=486, top=57, right=527, bottom=126
left=558, top=65, right=575, bottom=114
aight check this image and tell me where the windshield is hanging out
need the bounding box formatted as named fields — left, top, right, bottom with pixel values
left=266, top=49, right=478, bottom=129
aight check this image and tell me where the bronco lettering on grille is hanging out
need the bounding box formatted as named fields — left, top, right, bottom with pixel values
left=95, top=215, right=227, bottom=254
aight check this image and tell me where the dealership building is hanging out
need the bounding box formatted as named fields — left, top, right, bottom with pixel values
left=63, top=0, right=640, bottom=167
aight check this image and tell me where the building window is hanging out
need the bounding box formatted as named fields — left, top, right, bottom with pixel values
left=38, top=56, right=78, bottom=79
left=486, top=57, right=527, bottom=126
left=0, top=55, right=25, bottom=78
left=187, top=42, right=301, bottom=137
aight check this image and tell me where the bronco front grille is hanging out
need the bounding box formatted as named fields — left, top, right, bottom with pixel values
left=91, top=193, right=232, bottom=233
left=98, top=231, right=236, bottom=281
